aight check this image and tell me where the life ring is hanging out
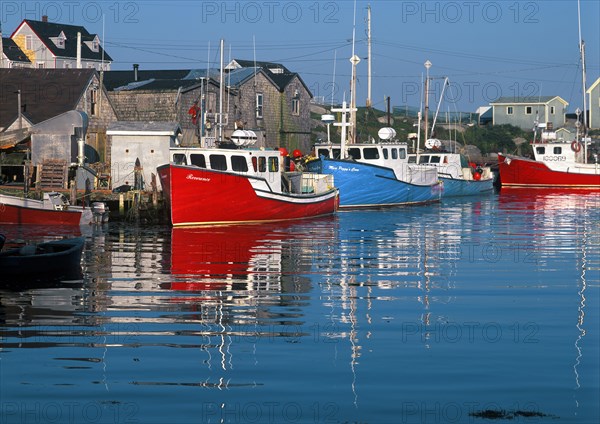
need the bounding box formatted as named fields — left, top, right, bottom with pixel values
left=571, top=141, right=582, bottom=152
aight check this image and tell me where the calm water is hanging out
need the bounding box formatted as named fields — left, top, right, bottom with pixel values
left=1, top=190, right=599, bottom=424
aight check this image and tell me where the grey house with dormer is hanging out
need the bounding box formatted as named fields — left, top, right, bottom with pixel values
left=490, top=96, right=568, bottom=130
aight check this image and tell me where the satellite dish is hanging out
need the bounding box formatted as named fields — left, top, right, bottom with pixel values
left=377, top=127, right=396, bottom=140
left=425, top=138, right=442, bottom=150
left=321, top=114, right=335, bottom=124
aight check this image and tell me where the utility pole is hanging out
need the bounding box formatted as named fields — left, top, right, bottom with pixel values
left=0, top=22, right=4, bottom=69
left=366, top=4, right=372, bottom=108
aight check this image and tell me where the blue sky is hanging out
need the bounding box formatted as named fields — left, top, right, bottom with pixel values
left=2, top=0, right=599, bottom=113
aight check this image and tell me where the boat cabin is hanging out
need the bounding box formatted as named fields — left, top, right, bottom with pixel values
left=408, top=152, right=493, bottom=181
left=531, top=141, right=587, bottom=165
left=314, top=142, right=438, bottom=186
left=169, top=146, right=333, bottom=196
left=315, top=143, right=408, bottom=165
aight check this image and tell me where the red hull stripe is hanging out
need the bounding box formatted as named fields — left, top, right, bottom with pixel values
left=159, top=164, right=338, bottom=226
left=0, top=204, right=82, bottom=225
left=498, top=154, right=600, bottom=188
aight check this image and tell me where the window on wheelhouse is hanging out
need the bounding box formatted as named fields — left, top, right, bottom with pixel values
left=553, top=147, right=562, bottom=154
left=408, top=155, right=416, bottom=163
left=258, top=157, right=267, bottom=172
left=231, top=156, right=249, bottom=172
left=173, top=154, right=187, bottom=165
left=430, top=155, right=441, bottom=164
left=383, top=149, right=389, bottom=159
left=268, top=157, right=279, bottom=172
left=317, top=148, right=330, bottom=158
left=399, top=148, right=406, bottom=159
left=209, top=154, right=227, bottom=171
left=391, top=149, right=398, bottom=160
left=363, top=148, right=379, bottom=160
left=536, top=147, right=545, bottom=155
left=419, top=155, right=430, bottom=164
left=190, top=154, right=206, bottom=168
left=348, top=148, right=361, bottom=160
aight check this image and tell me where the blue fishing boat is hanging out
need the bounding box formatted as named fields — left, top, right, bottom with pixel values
left=306, top=113, right=442, bottom=208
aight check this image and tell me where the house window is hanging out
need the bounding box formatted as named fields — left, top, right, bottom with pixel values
left=507, top=106, right=513, bottom=115
left=92, top=39, right=99, bottom=52
left=526, top=106, right=532, bottom=115
left=550, top=106, right=555, bottom=114
left=64, top=63, right=70, bottom=69
left=292, top=98, right=300, bottom=115
left=37, top=62, right=44, bottom=69
left=256, top=93, right=263, bottom=119
left=90, top=89, right=98, bottom=116
left=57, top=37, right=65, bottom=49
left=25, top=35, right=32, bottom=50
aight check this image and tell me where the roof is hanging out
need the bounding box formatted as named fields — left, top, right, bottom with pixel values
left=227, top=59, right=291, bottom=74
left=107, top=121, right=181, bottom=136
left=1, top=37, right=31, bottom=63
left=0, top=69, right=96, bottom=129
left=587, top=76, right=600, bottom=93
left=491, top=96, right=568, bottom=106
left=103, top=69, right=192, bottom=91
left=228, top=58, right=312, bottom=96
left=13, top=19, right=112, bottom=62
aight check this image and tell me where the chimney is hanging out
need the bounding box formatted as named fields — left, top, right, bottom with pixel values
left=42, top=15, right=48, bottom=22
left=76, top=32, right=82, bottom=69
left=133, top=64, right=139, bottom=81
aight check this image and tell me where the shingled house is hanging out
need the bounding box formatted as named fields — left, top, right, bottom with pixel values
left=9, top=17, right=111, bottom=70
left=226, top=59, right=314, bottom=152
left=104, top=60, right=314, bottom=152
left=0, top=69, right=118, bottom=163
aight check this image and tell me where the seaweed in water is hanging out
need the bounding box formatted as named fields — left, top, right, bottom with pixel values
left=469, top=409, right=559, bottom=420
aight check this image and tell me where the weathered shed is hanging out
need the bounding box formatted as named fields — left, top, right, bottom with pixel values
left=107, top=121, right=181, bottom=191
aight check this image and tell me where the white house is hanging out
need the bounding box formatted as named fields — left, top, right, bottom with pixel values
left=108, top=122, right=182, bottom=191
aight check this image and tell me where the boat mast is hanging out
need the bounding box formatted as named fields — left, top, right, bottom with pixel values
left=423, top=60, right=432, bottom=144
left=577, top=0, right=588, bottom=162
left=366, top=4, right=372, bottom=108
left=349, top=0, right=360, bottom=145
left=218, top=38, right=224, bottom=143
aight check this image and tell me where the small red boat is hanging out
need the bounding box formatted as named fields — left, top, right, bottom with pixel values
left=0, top=192, right=94, bottom=225
left=158, top=132, right=339, bottom=227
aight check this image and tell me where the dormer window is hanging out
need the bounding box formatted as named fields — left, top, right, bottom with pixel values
left=55, top=32, right=66, bottom=49
left=91, top=36, right=100, bottom=52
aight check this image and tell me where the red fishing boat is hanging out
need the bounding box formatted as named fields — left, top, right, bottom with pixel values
left=498, top=138, right=600, bottom=189
left=158, top=131, right=339, bottom=227
left=0, top=192, right=95, bottom=225
left=498, top=1, right=600, bottom=190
